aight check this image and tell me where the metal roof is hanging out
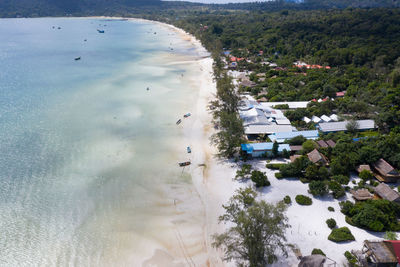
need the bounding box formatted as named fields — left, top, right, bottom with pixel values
left=268, top=130, right=319, bottom=143
left=259, top=101, right=309, bottom=109
left=241, top=143, right=291, bottom=154
left=244, top=125, right=294, bottom=135
left=318, top=120, right=375, bottom=132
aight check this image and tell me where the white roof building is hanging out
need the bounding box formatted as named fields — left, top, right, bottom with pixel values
left=303, top=116, right=311, bottom=123
left=318, top=120, right=376, bottom=133
left=244, top=125, right=295, bottom=135
left=330, top=114, right=339, bottom=121
left=312, top=115, right=322, bottom=123
left=259, top=101, right=309, bottom=109
left=320, top=115, right=332, bottom=122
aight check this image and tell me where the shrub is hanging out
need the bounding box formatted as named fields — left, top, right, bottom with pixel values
left=332, top=175, right=350, bottom=185
left=311, top=248, right=326, bottom=256
left=266, top=163, right=285, bottom=170
left=326, top=218, right=337, bottom=229
left=275, top=172, right=283, bottom=179
left=340, top=199, right=400, bottom=232
left=328, top=227, right=355, bottom=242
left=344, top=251, right=359, bottom=267
left=329, top=181, right=346, bottom=199
left=283, top=195, right=291, bottom=204
left=295, top=195, right=312, bottom=205
left=308, top=180, right=328, bottom=196
left=288, top=135, right=306, bottom=146
left=359, top=169, right=374, bottom=181
left=251, top=170, right=270, bottom=187
left=235, top=164, right=252, bottom=181
left=384, top=231, right=398, bottom=240
left=328, top=206, right=335, bottom=212
left=302, top=140, right=315, bottom=153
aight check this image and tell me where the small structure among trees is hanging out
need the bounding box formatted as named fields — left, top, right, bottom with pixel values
left=351, top=240, right=400, bottom=267
left=307, top=149, right=329, bottom=166
left=372, top=158, right=400, bottom=183
left=298, top=254, right=337, bottom=267
left=350, top=188, right=373, bottom=201
left=374, top=183, right=400, bottom=204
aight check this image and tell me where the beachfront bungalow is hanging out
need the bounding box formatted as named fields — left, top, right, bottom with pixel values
left=268, top=130, right=319, bottom=143
left=374, top=183, right=400, bottom=204
left=350, top=189, right=373, bottom=201
left=316, top=140, right=329, bottom=148
left=244, top=125, right=295, bottom=139
left=372, top=159, right=400, bottom=183
left=241, top=143, right=291, bottom=157
left=239, top=80, right=257, bottom=88
left=352, top=240, right=400, bottom=267
left=307, top=149, right=329, bottom=166
left=259, top=101, right=309, bottom=109
left=317, top=120, right=376, bottom=133
left=290, top=145, right=303, bottom=152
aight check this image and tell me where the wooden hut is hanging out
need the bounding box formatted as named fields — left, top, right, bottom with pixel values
left=372, top=159, right=400, bottom=183
left=307, top=149, right=329, bottom=166
left=298, top=255, right=336, bottom=267
left=357, top=164, right=372, bottom=174
left=326, top=140, right=336, bottom=148
left=350, top=189, right=373, bottom=201
left=290, top=154, right=302, bottom=163
left=316, top=140, right=329, bottom=148
left=352, top=240, right=399, bottom=267
left=374, top=183, right=400, bottom=204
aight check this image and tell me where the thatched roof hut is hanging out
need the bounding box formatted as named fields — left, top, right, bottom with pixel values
left=298, top=255, right=326, bottom=267
left=307, top=149, right=328, bottom=166
left=356, top=164, right=371, bottom=173
left=316, top=140, right=328, bottom=148
left=372, top=158, right=400, bottom=182
left=326, top=139, right=336, bottom=148
left=374, top=183, right=400, bottom=203
left=350, top=188, right=373, bottom=201
left=290, top=154, right=302, bottom=162
left=359, top=240, right=399, bottom=265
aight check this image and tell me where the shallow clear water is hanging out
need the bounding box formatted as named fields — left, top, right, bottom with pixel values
left=0, top=18, right=207, bottom=266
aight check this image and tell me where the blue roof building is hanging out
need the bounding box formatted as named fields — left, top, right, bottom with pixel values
left=268, top=130, right=319, bottom=143
left=241, top=143, right=291, bottom=157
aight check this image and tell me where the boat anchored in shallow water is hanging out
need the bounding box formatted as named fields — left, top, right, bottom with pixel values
left=176, top=119, right=182, bottom=125
left=187, top=146, right=191, bottom=153
left=179, top=161, right=191, bottom=167
left=74, top=57, right=81, bottom=61
left=184, top=113, right=191, bottom=118
left=97, top=29, right=105, bottom=33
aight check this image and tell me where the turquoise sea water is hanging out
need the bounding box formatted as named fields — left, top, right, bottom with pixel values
left=0, top=18, right=207, bottom=266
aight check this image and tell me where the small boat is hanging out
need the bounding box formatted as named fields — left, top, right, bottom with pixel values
left=187, top=147, right=191, bottom=153
left=184, top=113, right=191, bottom=118
left=176, top=119, right=182, bottom=125
left=74, top=57, right=81, bottom=61
left=84, top=39, right=87, bottom=42
left=57, top=27, right=61, bottom=29
left=179, top=161, right=191, bottom=167
left=146, top=87, right=150, bottom=91
left=97, top=29, right=105, bottom=33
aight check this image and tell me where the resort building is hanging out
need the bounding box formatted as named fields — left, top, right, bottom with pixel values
left=374, top=183, right=400, bottom=204
left=268, top=130, right=319, bottom=143
left=317, top=120, right=375, bottom=133
left=326, top=140, right=336, bottom=148
left=320, top=115, right=332, bottom=122
left=307, top=149, right=329, bottom=166
left=316, top=140, right=329, bottom=148
left=241, top=143, right=291, bottom=157
left=350, top=188, right=373, bottom=201
left=356, top=164, right=372, bottom=174
left=259, top=101, right=309, bottom=109
left=352, top=240, right=400, bottom=267
left=372, top=158, right=400, bottom=183
left=298, top=255, right=336, bottom=267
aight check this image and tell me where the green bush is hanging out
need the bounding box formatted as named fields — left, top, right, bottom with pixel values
left=344, top=251, right=359, bottom=267
left=328, top=206, right=335, bottom=212
left=266, top=163, right=285, bottom=170
left=302, top=140, right=316, bottom=154
left=311, top=248, right=326, bottom=256
left=340, top=200, right=400, bottom=232
left=359, top=169, right=374, bottom=181
left=235, top=164, right=252, bottom=181
left=326, top=218, right=337, bottom=229
left=295, top=195, right=312, bottom=205
left=332, top=175, right=350, bottom=185
left=308, top=180, right=328, bottom=196
left=275, top=172, right=283, bottom=179
left=251, top=170, right=270, bottom=187
left=288, top=135, right=306, bottom=146
left=283, top=195, right=291, bottom=204
left=329, top=181, right=346, bottom=199
left=328, top=227, right=355, bottom=242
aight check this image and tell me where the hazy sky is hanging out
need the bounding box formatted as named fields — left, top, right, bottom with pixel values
left=166, top=0, right=270, bottom=3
